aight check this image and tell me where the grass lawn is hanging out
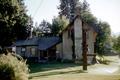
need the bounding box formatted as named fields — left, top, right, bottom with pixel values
left=29, top=62, right=81, bottom=73
left=28, top=62, right=120, bottom=80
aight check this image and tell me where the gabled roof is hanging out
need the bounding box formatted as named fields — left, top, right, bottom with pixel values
left=13, top=36, right=61, bottom=50
left=86, top=22, right=100, bottom=33
left=62, top=15, right=100, bottom=33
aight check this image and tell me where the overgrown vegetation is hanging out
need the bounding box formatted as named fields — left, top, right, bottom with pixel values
left=0, top=53, right=29, bottom=80
left=112, top=35, right=120, bottom=53
left=95, top=21, right=112, bottom=55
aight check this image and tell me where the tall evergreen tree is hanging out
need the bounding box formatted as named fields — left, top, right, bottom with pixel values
left=112, top=35, right=120, bottom=53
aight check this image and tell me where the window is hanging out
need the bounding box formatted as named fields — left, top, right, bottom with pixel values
left=21, top=48, right=25, bottom=52
left=31, top=48, right=35, bottom=56
left=21, top=47, right=26, bottom=56
left=68, top=30, right=71, bottom=38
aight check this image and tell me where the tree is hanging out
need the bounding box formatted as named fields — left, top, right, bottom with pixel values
left=33, top=17, right=69, bottom=37
left=39, top=20, right=52, bottom=34
left=51, top=16, right=69, bottom=36
left=32, top=27, right=41, bottom=37
left=81, top=11, right=97, bottom=25
left=58, top=0, right=79, bottom=21
left=81, top=0, right=89, bottom=12
left=58, top=0, right=70, bottom=19
left=0, top=0, right=32, bottom=48
left=32, top=20, right=52, bottom=37
left=0, top=0, right=19, bottom=47
left=112, top=35, right=120, bottom=53
left=12, top=0, right=33, bottom=40
left=59, top=0, right=91, bottom=19
left=95, top=21, right=112, bottom=55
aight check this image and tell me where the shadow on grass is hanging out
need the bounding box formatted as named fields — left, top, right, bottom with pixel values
left=28, top=62, right=82, bottom=73
left=29, top=69, right=86, bottom=79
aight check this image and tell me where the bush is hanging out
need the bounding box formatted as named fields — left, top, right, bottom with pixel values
left=0, top=53, right=29, bottom=80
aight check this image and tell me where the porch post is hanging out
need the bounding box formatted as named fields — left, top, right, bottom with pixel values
left=47, top=50, right=49, bottom=61
left=82, top=29, right=88, bottom=70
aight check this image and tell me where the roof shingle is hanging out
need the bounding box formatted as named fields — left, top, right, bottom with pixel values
left=13, top=37, right=61, bottom=50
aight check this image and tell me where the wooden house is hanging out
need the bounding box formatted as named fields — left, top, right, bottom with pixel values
left=12, top=37, right=61, bottom=62
left=56, top=15, right=98, bottom=64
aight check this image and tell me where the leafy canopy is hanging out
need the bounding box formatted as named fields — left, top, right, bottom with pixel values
left=0, top=0, right=32, bottom=47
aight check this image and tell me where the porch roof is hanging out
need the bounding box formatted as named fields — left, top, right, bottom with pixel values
left=38, top=37, right=61, bottom=50
left=13, top=37, right=38, bottom=46
left=13, top=36, right=61, bottom=50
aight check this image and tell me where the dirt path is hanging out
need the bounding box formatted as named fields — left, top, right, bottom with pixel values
left=88, top=55, right=120, bottom=74
left=30, top=55, right=120, bottom=80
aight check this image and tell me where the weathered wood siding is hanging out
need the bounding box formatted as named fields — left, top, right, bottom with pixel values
left=85, top=24, right=96, bottom=63
left=62, top=30, right=73, bottom=60
left=56, top=43, right=63, bottom=59
left=16, top=47, right=22, bottom=56
left=16, top=46, right=38, bottom=57
left=25, top=46, right=38, bottom=57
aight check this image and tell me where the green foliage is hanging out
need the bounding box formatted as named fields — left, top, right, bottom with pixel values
left=95, top=21, right=112, bottom=55
left=0, top=0, right=19, bottom=47
left=0, top=0, right=32, bottom=47
left=81, top=11, right=97, bottom=24
left=33, top=20, right=52, bottom=37
left=58, top=0, right=90, bottom=21
left=51, top=16, right=69, bottom=35
left=33, top=16, right=69, bottom=36
left=39, top=20, right=52, bottom=33
left=0, top=53, right=29, bottom=80
left=99, top=22, right=111, bottom=40
left=112, top=35, right=120, bottom=52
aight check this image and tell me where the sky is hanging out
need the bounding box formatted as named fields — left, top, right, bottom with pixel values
left=24, top=0, right=120, bottom=34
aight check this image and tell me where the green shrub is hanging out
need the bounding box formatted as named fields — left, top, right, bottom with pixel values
left=0, top=53, right=29, bottom=80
